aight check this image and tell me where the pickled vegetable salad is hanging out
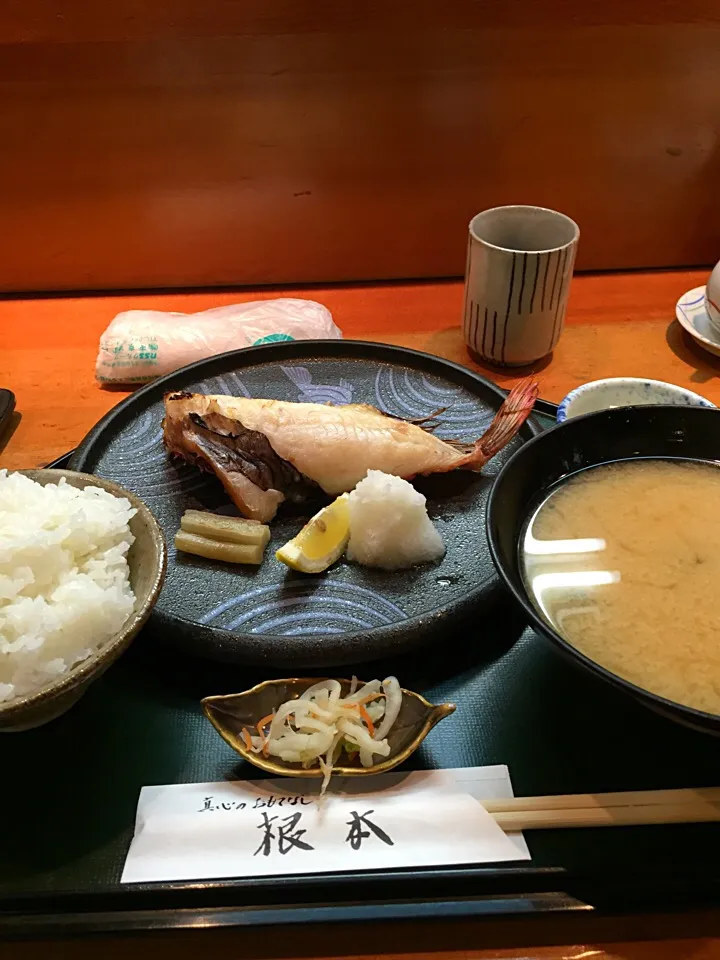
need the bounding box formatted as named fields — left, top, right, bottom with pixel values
left=244, top=677, right=402, bottom=792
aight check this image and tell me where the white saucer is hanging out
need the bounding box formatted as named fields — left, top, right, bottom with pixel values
left=675, top=285, right=720, bottom=359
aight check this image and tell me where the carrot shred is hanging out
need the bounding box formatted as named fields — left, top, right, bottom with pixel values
left=241, top=728, right=253, bottom=751
left=256, top=713, right=274, bottom=757
left=358, top=703, right=375, bottom=737
left=257, top=713, right=274, bottom=733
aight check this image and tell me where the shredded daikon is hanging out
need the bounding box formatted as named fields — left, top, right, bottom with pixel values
left=243, top=677, right=402, bottom=792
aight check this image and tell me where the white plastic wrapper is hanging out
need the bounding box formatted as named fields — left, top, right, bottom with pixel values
left=95, top=298, right=341, bottom=384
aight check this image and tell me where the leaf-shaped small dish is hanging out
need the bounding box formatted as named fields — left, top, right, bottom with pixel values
left=202, top=678, right=455, bottom=778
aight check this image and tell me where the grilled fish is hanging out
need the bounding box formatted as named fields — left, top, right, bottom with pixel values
left=162, top=379, right=538, bottom=521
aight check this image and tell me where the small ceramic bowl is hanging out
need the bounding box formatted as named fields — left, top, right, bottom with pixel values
left=0, top=470, right=167, bottom=732
left=557, top=377, right=714, bottom=423
left=203, top=677, right=455, bottom=779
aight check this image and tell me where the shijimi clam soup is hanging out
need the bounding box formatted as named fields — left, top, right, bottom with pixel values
left=521, top=458, right=720, bottom=717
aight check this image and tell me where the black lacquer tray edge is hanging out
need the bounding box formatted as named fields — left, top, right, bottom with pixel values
left=3, top=861, right=720, bottom=941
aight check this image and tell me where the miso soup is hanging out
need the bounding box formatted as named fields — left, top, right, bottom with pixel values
left=521, top=458, right=720, bottom=715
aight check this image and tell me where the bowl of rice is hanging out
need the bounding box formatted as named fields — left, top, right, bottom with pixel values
left=0, top=469, right=166, bottom=731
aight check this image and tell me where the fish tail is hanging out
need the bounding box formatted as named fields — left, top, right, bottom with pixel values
left=466, top=378, right=539, bottom=469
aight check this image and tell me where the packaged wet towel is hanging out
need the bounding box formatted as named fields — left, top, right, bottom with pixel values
left=95, top=298, right=341, bottom=384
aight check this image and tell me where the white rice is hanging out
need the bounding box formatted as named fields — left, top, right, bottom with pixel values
left=0, top=471, right=137, bottom=703
left=346, top=470, right=445, bottom=570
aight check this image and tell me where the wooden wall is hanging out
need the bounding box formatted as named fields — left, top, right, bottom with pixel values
left=1, top=0, right=720, bottom=292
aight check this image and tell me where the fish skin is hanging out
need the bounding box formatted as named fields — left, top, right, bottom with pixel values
left=163, top=380, right=538, bottom=520
left=163, top=393, right=286, bottom=521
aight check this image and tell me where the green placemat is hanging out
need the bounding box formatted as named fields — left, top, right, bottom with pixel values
left=3, top=411, right=718, bottom=902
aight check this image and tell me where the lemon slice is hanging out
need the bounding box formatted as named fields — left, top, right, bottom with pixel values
left=276, top=494, right=350, bottom=573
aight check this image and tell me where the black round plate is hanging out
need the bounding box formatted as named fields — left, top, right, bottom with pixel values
left=486, top=403, right=720, bottom=735
left=71, top=340, right=541, bottom=668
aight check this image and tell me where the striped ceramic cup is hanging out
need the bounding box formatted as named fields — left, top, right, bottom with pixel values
left=462, top=205, right=579, bottom=366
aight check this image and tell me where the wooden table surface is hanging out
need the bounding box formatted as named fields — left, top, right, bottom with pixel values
left=4, top=939, right=720, bottom=960
left=2, top=267, right=718, bottom=471
left=2, top=268, right=720, bottom=959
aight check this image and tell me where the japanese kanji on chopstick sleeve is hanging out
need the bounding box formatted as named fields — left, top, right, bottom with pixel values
left=121, top=769, right=527, bottom=883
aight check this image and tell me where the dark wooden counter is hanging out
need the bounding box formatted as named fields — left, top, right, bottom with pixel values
left=2, top=1, right=720, bottom=291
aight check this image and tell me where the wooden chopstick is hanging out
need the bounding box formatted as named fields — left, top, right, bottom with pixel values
left=485, top=788, right=720, bottom=831
left=483, top=787, right=720, bottom=813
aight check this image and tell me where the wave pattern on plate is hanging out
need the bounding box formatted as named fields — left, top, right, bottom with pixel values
left=374, top=368, right=494, bottom=440
left=97, top=403, right=208, bottom=497
left=119, top=408, right=157, bottom=445
left=195, top=373, right=251, bottom=397
left=200, top=580, right=407, bottom=636
left=281, top=365, right=354, bottom=404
